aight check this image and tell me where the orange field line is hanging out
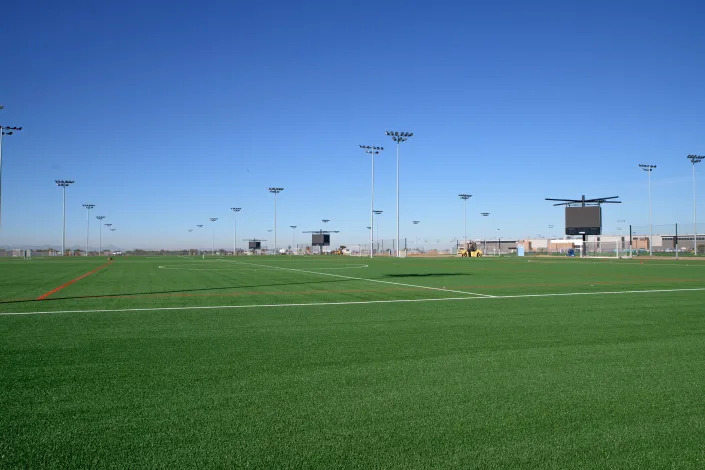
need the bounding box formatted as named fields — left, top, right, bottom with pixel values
left=36, top=260, right=114, bottom=300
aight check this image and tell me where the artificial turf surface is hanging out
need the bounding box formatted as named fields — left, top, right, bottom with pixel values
left=1, top=255, right=704, bottom=467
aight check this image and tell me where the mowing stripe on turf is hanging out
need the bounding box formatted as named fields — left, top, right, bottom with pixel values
left=4, top=286, right=704, bottom=316
left=228, top=260, right=495, bottom=297
left=35, top=260, right=114, bottom=300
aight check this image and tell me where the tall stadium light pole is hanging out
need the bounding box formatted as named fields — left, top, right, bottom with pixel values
left=385, top=131, right=413, bottom=257
left=231, top=207, right=241, bottom=255
left=268, top=187, right=284, bottom=253
left=209, top=217, right=218, bottom=255
left=96, top=216, right=106, bottom=254
left=196, top=224, right=204, bottom=254
left=55, top=180, right=74, bottom=255
left=360, top=145, right=383, bottom=258
left=0, top=122, right=22, bottom=231
left=458, top=194, right=472, bottom=245
left=639, top=164, right=656, bottom=256
left=481, top=212, right=490, bottom=253
left=82, top=204, right=95, bottom=256
left=687, top=155, right=703, bottom=255
left=373, top=210, right=383, bottom=253
left=412, top=220, right=420, bottom=250
left=290, top=225, right=297, bottom=254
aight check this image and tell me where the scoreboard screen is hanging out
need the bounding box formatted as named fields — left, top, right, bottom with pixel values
left=248, top=241, right=261, bottom=250
left=565, top=206, right=601, bottom=235
left=312, top=234, right=330, bottom=246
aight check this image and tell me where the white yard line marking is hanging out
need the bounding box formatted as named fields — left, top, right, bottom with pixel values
left=2, top=286, right=703, bottom=316
left=230, top=260, right=494, bottom=297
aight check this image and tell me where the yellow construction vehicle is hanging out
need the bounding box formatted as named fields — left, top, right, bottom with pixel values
left=457, top=241, right=483, bottom=257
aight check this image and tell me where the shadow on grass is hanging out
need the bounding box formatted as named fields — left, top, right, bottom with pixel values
left=384, top=273, right=472, bottom=278
left=0, top=278, right=356, bottom=304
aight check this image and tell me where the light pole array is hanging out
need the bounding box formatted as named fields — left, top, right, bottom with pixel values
left=96, top=216, right=106, bottom=254
left=82, top=204, right=95, bottom=256
left=209, top=217, right=218, bottom=255
left=360, top=145, right=383, bottom=258
left=385, top=131, right=413, bottom=257
left=459, top=194, right=472, bottom=245
left=268, top=187, right=284, bottom=253
left=639, top=164, right=656, bottom=256
left=231, top=207, right=241, bottom=255
left=687, top=155, right=703, bottom=255
left=290, top=225, right=297, bottom=254
left=0, top=120, right=22, bottom=231
left=56, top=180, right=74, bottom=255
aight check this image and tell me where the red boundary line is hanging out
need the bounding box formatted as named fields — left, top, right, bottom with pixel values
left=36, top=260, right=114, bottom=300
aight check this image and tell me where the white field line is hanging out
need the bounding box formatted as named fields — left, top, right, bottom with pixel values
left=2, top=286, right=704, bottom=316
left=229, top=260, right=494, bottom=298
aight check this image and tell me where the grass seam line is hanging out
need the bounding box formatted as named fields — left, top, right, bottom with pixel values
left=35, top=260, right=114, bottom=300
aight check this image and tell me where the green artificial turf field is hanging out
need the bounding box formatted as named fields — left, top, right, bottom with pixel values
left=1, top=255, right=704, bottom=467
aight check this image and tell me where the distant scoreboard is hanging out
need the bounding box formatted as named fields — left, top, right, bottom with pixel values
left=312, top=234, right=330, bottom=246
left=565, top=206, right=601, bottom=235
left=248, top=241, right=261, bottom=250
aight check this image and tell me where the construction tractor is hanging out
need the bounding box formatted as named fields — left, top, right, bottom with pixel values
left=457, top=241, right=482, bottom=257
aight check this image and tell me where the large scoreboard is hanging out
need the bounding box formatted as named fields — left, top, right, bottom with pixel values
left=565, top=206, right=601, bottom=235
left=312, top=234, right=330, bottom=246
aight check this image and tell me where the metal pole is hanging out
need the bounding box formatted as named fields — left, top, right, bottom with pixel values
left=464, top=199, right=467, bottom=244
left=648, top=169, right=652, bottom=256
left=274, top=192, right=277, bottom=252
left=234, top=213, right=236, bottom=255
left=85, top=207, right=89, bottom=255
left=0, top=129, right=3, bottom=231
left=62, top=186, right=66, bottom=256
left=693, top=162, right=698, bottom=255
left=629, top=225, right=633, bottom=258
left=396, top=141, right=400, bottom=258
left=675, top=223, right=679, bottom=260
left=371, top=152, right=375, bottom=258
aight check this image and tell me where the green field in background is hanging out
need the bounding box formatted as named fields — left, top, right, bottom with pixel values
left=1, top=255, right=704, bottom=467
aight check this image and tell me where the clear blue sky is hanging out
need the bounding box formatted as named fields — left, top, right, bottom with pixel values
left=1, top=0, right=704, bottom=250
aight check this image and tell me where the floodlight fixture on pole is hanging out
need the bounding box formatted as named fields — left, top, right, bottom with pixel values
left=55, top=180, right=74, bottom=255
left=322, top=219, right=330, bottom=224
left=361, top=145, right=383, bottom=258
left=290, top=225, right=297, bottom=253
left=82, top=204, right=95, bottom=256
left=0, top=122, right=22, bottom=231
left=687, top=155, right=703, bottom=255
left=96, top=216, right=106, bottom=254
left=385, top=131, right=413, bottom=257
left=458, top=194, right=472, bottom=244
left=639, top=164, right=656, bottom=256
left=268, top=187, right=284, bottom=252
left=231, top=207, right=241, bottom=255
left=209, top=217, right=218, bottom=255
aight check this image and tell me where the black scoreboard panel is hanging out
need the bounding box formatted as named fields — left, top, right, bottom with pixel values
left=565, top=206, right=601, bottom=235
left=312, top=234, right=330, bottom=246
left=248, top=241, right=261, bottom=249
